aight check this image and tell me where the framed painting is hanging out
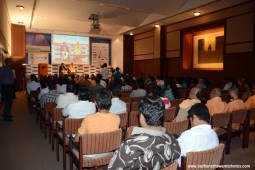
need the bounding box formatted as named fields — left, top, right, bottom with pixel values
left=193, top=27, right=224, bottom=70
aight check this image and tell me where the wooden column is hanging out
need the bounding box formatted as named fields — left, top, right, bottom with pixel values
left=123, top=35, right=134, bottom=75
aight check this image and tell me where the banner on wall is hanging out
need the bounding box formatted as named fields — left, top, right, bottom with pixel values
left=27, top=53, right=49, bottom=64
left=91, top=43, right=109, bottom=65
left=26, top=33, right=51, bottom=52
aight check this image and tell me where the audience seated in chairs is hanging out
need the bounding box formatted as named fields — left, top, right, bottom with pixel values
left=56, top=84, right=78, bottom=108
left=245, top=85, right=255, bottom=109
left=108, top=96, right=180, bottom=170
left=174, top=87, right=201, bottom=122
left=177, top=103, right=219, bottom=166
left=130, top=80, right=146, bottom=98
left=74, top=88, right=120, bottom=142
left=40, top=79, right=62, bottom=108
left=91, top=76, right=105, bottom=94
left=109, top=83, right=127, bottom=114
left=227, top=86, right=246, bottom=112
left=38, top=78, right=49, bottom=100
left=62, top=86, right=95, bottom=118
left=56, top=75, right=68, bottom=93
left=27, top=74, right=40, bottom=95
left=206, top=88, right=228, bottom=115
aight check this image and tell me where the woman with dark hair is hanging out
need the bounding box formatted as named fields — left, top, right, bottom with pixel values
left=108, top=96, right=180, bottom=170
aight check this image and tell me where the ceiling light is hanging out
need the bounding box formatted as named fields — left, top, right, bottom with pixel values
left=16, top=5, right=25, bottom=11
left=18, top=22, right=24, bottom=24
left=155, top=24, right=160, bottom=28
left=193, top=12, right=201, bottom=16
left=129, top=32, right=133, bottom=36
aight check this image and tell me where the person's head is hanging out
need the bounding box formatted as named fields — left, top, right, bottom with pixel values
left=96, top=77, right=101, bottom=84
left=84, top=74, right=89, bottom=80
left=151, top=85, right=162, bottom=98
left=229, top=86, right=239, bottom=99
left=96, top=89, right=112, bottom=110
left=67, top=84, right=76, bottom=93
left=189, top=87, right=201, bottom=99
left=61, top=63, right=64, bottom=66
left=78, top=86, right=91, bottom=101
left=137, top=80, right=144, bottom=89
left=4, top=58, right=13, bottom=67
left=188, top=103, right=211, bottom=127
left=48, top=79, right=57, bottom=90
left=97, top=74, right=102, bottom=80
left=40, top=79, right=47, bottom=89
left=139, top=96, right=165, bottom=127
left=210, top=88, right=221, bottom=99
left=111, top=83, right=121, bottom=98
left=116, top=67, right=120, bottom=72
left=103, top=63, right=107, bottom=67
left=30, top=74, right=37, bottom=81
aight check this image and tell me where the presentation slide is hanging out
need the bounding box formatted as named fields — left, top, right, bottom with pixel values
left=51, top=34, right=89, bottom=64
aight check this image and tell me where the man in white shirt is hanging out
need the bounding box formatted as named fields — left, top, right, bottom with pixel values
left=56, top=84, right=78, bottom=108
left=109, top=83, right=127, bottom=114
left=101, top=63, right=109, bottom=84
left=62, top=86, right=96, bottom=118
left=177, top=103, right=219, bottom=166
left=130, top=80, right=146, bottom=98
left=27, top=74, right=40, bottom=95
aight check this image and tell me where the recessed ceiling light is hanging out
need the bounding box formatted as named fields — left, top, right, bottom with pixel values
left=100, top=3, right=104, bottom=5
left=193, top=12, right=201, bottom=16
left=18, top=21, right=24, bottom=24
left=16, top=5, right=25, bottom=11
left=129, top=32, right=133, bottom=36
left=126, top=8, right=130, bottom=10
left=155, top=24, right=160, bottom=28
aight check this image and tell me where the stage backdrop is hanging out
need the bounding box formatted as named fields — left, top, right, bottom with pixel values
left=90, top=38, right=111, bottom=65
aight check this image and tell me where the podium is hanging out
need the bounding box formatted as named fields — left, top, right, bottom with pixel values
left=38, top=63, right=48, bottom=76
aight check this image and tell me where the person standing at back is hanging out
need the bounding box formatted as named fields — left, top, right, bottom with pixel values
left=101, top=63, right=109, bottom=84
left=0, top=58, right=15, bottom=122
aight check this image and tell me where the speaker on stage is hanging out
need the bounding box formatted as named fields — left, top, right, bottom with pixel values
left=38, top=63, right=48, bottom=76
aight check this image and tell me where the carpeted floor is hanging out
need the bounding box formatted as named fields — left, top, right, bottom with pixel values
left=0, top=91, right=254, bottom=170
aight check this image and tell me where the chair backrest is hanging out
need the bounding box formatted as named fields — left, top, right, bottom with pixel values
left=210, top=112, right=231, bottom=128
left=164, top=119, right=189, bottom=136
left=171, top=98, right=184, bottom=108
left=118, top=112, right=128, bottom=129
left=181, top=143, right=225, bottom=170
left=81, top=129, right=122, bottom=155
left=129, top=111, right=140, bottom=127
left=120, top=97, right=131, bottom=103
left=161, top=161, right=178, bottom=170
left=164, top=107, right=177, bottom=122
left=44, top=102, right=56, bottom=113
left=250, top=108, right=255, bottom=120
left=126, top=126, right=135, bottom=139
left=133, top=96, right=142, bottom=102
left=231, top=109, right=247, bottom=123
left=131, top=102, right=139, bottom=111
left=64, top=118, right=83, bottom=134
left=52, top=108, right=64, bottom=122
left=30, top=88, right=40, bottom=101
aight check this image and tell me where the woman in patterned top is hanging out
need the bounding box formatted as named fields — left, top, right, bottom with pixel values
left=108, top=96, right=180, bottom=170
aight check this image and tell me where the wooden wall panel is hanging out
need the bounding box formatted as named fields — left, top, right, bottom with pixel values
left=11, top=24, right=25, bottom=58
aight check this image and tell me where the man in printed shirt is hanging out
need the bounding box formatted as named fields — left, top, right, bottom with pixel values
left=0, top=58, right=15, bottom=122
left=108, top=96, right=180, bottom=170
left=40, top=79, right=62, bottom=108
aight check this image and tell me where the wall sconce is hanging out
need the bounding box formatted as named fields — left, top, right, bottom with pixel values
left=193, top=12, right=201, bottom=16
left=155, top=24, right=160, bottom=28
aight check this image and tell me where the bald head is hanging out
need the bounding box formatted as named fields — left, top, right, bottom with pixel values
left=210, top=88, right=221, bottom=99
